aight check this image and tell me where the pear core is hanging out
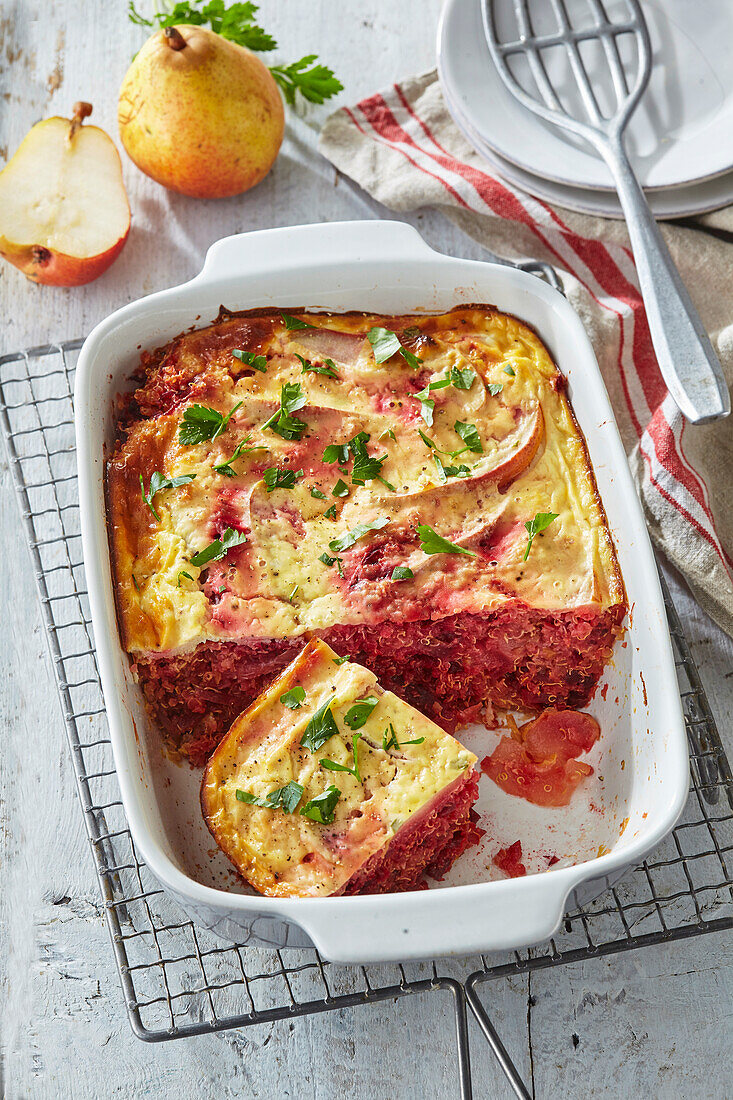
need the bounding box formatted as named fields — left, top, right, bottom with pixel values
left=118, top=24, right=285, bottom=199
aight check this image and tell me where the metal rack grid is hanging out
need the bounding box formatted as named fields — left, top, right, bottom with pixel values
left=1, top=337, right=732, bottom=1100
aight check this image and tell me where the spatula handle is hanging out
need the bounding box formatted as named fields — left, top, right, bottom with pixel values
left=604, top=140, right=730, bottom=424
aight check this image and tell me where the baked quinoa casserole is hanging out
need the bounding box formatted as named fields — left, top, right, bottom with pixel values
left=108, top=305, right=626, bottom=765
left=201, top=639, right=481, bottom=897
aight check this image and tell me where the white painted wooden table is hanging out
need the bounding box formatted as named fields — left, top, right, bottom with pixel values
left=1, top=3, right=732, bottom=1096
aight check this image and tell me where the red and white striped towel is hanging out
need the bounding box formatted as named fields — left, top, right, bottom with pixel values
left=319, top=71, right=733, bottom=636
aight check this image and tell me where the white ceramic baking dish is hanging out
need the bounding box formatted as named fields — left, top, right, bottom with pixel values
left=75, top=220, right=688, bottom=964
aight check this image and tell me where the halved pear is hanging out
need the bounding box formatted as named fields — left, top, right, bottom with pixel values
left=0, top=103, right=131, bottom=286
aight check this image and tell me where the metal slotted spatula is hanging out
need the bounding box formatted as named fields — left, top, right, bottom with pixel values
left=482, top=0, right=730, bottom=423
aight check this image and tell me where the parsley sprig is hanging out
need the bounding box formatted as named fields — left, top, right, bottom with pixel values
left=301, top=697, right=339, bottom=753
left=280, top=686, right=305, bottom=710
left=262, top=382, right=307, bottom=441
left=417, top=524, right=476, bottom=558
left=367, top=327, right=422, bottom=369
left=236, top=781, right=304, bottom=813
left=232, top=349, right=267, bottom=373
left=179, top=402, right=242, bottom=445
left=263, top=466, right=304, bottom=492
left=329, top=517, right=389, bottom=554
left=382, top=723, right=425, bottom=751
left=214, top=437, right=266, bottom=477
left=321, top=733, right=362, bottom=782
left=190, top=527, right=247, bottom=567
left=296, top=353, right=339, bottom=380
left=344, top=696, right=379, bottom=730
left=128, top=2, right=342, bottom=107
left=299, top=785, right=341, bottom=824
left=139, top=471, right=195, bottom=521
left=523, top=512, right=559, bottom=561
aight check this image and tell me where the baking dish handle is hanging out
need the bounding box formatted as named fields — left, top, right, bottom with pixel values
left=293, top=868, right=586, bottom=965
left=195, top=220, right=438, bottom=281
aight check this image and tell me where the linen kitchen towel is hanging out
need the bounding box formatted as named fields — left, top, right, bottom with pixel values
left=319, top=70, right=733, bottom=637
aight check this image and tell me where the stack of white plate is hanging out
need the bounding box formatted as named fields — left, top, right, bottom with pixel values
left=437, top=0, right=733, bottom=219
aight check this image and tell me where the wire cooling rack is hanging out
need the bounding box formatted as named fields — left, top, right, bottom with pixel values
left=1, top=336, right=732, bottom=1100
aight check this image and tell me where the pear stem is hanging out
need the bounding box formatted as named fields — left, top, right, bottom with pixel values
left=164, top=27, right=187, bottom=50
left=69, top=101, right=92, bottom=141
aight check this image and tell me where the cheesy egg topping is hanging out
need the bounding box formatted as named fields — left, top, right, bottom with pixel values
left=108, top=305, right=624, bottom=655
left=201, top=639, right=477, bottom=897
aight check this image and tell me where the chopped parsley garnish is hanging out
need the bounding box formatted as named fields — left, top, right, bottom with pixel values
left=281, top=313, right=314, bottom=331
left=318, top=551, right=343, bottom=573
left=262, top=382, right=307, bottom=441
left=288, top=584, right=300, bottom=603
left=433, top=454, right=471, bottom=483
left=214, top=438, right=266, bottom=477
left=367, top=326, right=422, bottom=369
left=523, top=512, right=559, bottom=561
left=299, top=785, right=341, bottom=825
left=391, top=565, right=414, bottom=581
left=139, top=471, right=196, bottom=521
left=232, top=349, right=267, bottom=372
left=450, top=366, right=476, bottom=390
left=179, top=402, right=242, bottom=445
left=413, top=386, right=435, bottom=428
left=301, top=697, right=339, bottom=752
left=297, top=353, right=339, bottom=379
left=332, top=654, right=351, bottom=665
left=417, top=524, right=476, bottom=558
left=382, top=723, right=425, bottom=751
left=324, top=503, right=337, bottom=519
left=332, top=479, right=349, bottom=498
left=503, top=365, right=516, bottom=377
left=419, top=429, right=437, bottom=450
left=343, top=695, right=378, bottom=730
left=280, top=686, right=306, bottom=709
left=487, top=383, right=503, bottom=397
left=236, top=781, right=304, bottom=814
left=349, top=432, right=392, bottom=488
left=263, top=466, right=304, bottom=492
left=132, top=574, right=141, bottom=593
left=323, top=442, right=350, bottom=465
left=453, top=421, right=483, bottom=453
left=328, top=516, right=389, bottom=554
left=379, top=428, right=397, bottom=442
left=310, top=487, right=327, bottom=500
left=321, top=732, right=362, bottom=782
left=176, top=570, right=193, bottom=587
left=190, top=527, right=247, bottom=567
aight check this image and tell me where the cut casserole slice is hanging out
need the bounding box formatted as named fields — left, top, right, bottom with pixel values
left=201, top=639, right=480, bottom=897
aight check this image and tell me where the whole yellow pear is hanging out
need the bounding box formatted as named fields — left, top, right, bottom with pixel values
left=118, top=25, right=284, bottom=199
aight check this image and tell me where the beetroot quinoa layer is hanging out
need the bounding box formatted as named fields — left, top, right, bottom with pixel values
left=134, top=603, right=623, bottom=766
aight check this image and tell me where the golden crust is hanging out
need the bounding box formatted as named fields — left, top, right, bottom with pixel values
left=200, top=639, right=477, bottom=898
left=107, top=305, right=626, bottom=655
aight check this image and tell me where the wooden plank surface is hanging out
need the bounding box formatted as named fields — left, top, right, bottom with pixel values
left=1, top=3, right=732, bottom=1097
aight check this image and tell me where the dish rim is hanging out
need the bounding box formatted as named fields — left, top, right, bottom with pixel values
left=74, top=219, right=689, bottom=963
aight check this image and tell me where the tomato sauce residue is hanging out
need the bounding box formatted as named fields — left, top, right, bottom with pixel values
left=493, top=840, right=527, bottom=878
left=481, top=708, right=600, bottom=807
left=639, top=670, right=648, bottom=707
left=600, top=683, right=608, bottom=701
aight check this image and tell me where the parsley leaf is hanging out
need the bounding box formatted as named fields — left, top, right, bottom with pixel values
left=235, top=781, right=304, bottom=813
left=190, top=527, right=247, bottom=567
left=523, top=512, right=559, bottom=561
left=139, top=471, right=196, bottom=521
left=262, top=382, right=307, bottom=441
left=310, top=487, right=327, bottom=500
left=281, top=313, right=314, bottom=331
left=453, top=421, right=483, bottom=453
left=391, top=566, right=414, bottom=581
left=214, top=437, right=265, bottom=478
left=382, top=723, right=425, bottom=751
left=263, top=466, right=304, bottom=492
left=176, top=570, right=193, bottom=587
left=487, top=383, right=503, bottom=397
left=232, top=349, right=267, bottom=372
left=324, top=503, right=337, bottom=519
left=417, top=524, right=476, bottom=557
left=179, top=402, right=242, bottom=445
left=503, top=365, right=516, bottom=377
left=328, top=516, right=389, bottom=554
left=280, top=686, right=305, bottom=709
left=297, top=353, right=339, bottom=379
left=288, top=584, right=299, bottom=602
left=332, top=479, right=349, bottom=498
left=413, top=387, right=435, bottom=427
left=321, top=732, right=362, bottom=782
left=349, top=432, right=391, bottom=487
left=332, top=654, right=351, bottom=665
left=367, top=326, right=422, bottom=369
left=323, top=442, right=349, bottom=465
left=444, top=462, right=471, bottom=478
left=344, top=695, right=378, bottom=730
left=418, top=429, right=436, bottom=450
left=318, top=551, right=342, bottom=571
left=270, top=56, right=343, bottom=107
left=450, top=366, right=476, bottom=390
left=301, top=697, right=339, bottom=752
left=299, top=785, right=341, bottom=824
left=379, top=428, right=397, bottom=442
